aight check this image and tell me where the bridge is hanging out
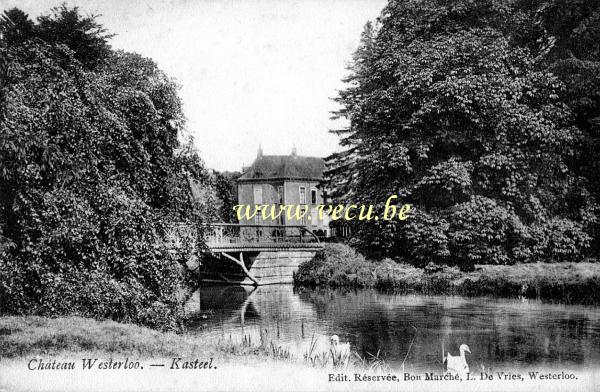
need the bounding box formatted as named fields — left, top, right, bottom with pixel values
left=200, top=223, right=324, bottom=286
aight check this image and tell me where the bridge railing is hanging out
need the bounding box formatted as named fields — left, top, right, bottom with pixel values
left=203, top=223, right=320, bottom=246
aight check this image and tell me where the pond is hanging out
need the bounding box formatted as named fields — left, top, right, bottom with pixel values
left=184, top=285, right=600, bottom=372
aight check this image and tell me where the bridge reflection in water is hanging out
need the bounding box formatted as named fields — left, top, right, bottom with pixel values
left=185, top=285, right=600, bottom=371
left=184, top=285, right=333, bottom=358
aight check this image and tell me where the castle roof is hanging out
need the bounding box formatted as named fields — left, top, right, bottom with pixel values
left=237, top=154, right=325, bottom=182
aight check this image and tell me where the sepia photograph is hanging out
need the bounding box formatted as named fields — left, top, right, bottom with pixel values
left=0, top=0, right=599, bottom=391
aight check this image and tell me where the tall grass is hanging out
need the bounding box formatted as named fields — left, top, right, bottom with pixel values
left=361, top=350, right=390, bottom=372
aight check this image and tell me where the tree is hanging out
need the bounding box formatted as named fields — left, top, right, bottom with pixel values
left=326, top=0, right=596, bottom=268
left=529, top=0, right=600, bottom=254
left=0, top=8, right=35, bottom=45
left=0, top=5, right=112, bottom=69
left=0, top=8, right=213, bottom=328
left=213, top=171, right=240, bottom=223
left=36, top=4, right=113, bottom=69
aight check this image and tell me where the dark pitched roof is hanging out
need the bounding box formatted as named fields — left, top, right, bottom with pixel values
left=238, top=155, right=325, bottom=181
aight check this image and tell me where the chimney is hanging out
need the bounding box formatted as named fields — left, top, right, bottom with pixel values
left=257, top=144, right=263, bottom=158
left=291, top=145, right=297, bottom=157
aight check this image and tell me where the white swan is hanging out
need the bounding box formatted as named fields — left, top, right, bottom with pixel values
left=330, top=335, right=351, bottom=353
left=444, top=344, right=470, bottom=376
left=330, top=335, right=351, bottom=365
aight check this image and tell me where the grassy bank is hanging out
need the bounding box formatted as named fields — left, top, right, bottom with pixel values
left=0, top=316, right=362, bottom=370
left=0, top=316, right=389, bottom=392
left=294, top=243, right=600, bottom=305
left=0, top=316, right=216, bottom=359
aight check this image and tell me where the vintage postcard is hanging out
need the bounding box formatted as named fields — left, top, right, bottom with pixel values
left=0, top=0, right=599, bottom=391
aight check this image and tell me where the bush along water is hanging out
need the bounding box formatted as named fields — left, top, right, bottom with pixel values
left=294, top=244, right=600, bottom=305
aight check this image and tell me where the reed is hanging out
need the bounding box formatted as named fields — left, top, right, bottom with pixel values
left=354, top=350, right=390, bottom=372
left=269, top=342, right=293, bottom=361
left=211, top=326, right=359, bottom=369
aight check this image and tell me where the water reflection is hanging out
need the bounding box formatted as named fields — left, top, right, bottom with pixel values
left=184, top=285, right=600, bottom=371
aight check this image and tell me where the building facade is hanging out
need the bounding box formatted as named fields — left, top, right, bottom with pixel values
left=236, top=147, right=330, bottom=236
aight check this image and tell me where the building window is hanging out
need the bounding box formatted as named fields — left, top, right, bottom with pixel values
left=299, top=186, right=306, bottom=204
left=254, top=185, right=263, bottom=204
left=311, top=189, right=317, bottom=204
left=255, top=214, right=260, bottom=224
left=277, top=185, right=284, bottom=204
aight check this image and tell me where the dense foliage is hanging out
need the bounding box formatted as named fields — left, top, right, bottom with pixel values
left=295, top=244, right=600, bottom=304
left=213, top=171, right=240, bottom=223
left=0, top=7, right=214, bottom=328
left=326, top=0, right=600, bottom=268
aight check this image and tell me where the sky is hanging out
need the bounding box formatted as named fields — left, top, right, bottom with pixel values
left=1, top=0, right=386, bottom=171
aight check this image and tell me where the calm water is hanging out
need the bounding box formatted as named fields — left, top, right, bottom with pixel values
left=184, top=285, right=600, bottom=371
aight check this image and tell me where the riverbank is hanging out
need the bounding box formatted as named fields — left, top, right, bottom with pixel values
left=294, top=244, right=600, bottom=304
left=0, top=315, right=362, bottom=390
left=0, top=317, right=597, bottom=392
left=0, top=316, right=352, bottom=367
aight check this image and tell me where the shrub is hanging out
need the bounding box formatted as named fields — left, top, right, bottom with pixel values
left=295, top=243, right=374, bottom=287
left=295, top=245, right=600, bottom=304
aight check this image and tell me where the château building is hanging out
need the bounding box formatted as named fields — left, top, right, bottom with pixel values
left=236, top=147, right=330, bottom=236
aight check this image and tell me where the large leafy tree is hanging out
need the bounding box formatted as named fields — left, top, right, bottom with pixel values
left=532, top=0, right=600, bottom=253
left=0, top=7, right=212, bottom=328
left=327, top=0, right=597, bottom=267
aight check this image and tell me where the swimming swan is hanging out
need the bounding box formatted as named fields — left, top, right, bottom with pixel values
left=444, top=344, right=471, bottom=376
